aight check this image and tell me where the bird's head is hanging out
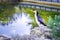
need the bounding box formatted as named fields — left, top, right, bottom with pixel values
left=33, top=9, right=38, bottom=14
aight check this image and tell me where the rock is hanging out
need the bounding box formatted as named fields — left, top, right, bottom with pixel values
left=11, top=26, right=52, bottom=40
left=30, top=26, right=52, bottom=40
left=0, top=35, right=11, bottom=40
left=0, top=26, right=52, bottom=40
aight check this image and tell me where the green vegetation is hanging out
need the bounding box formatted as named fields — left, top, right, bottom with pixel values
left=20, top=8, right=38, bottom=27
left=0, top=3, right=15, bottom=23
left=20, top=8, right=60, bottom=28
left=22, top=8, right=60, bottom=39
left=0, top=3, right=60, bottom=29
left=48, top=15, right=60, bottom=39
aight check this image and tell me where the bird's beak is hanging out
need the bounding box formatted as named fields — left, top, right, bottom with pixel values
left=33, top=11, right=35, bottom=13
left=33, top=10, right=37, bottom=14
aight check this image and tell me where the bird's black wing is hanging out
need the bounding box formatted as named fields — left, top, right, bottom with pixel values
left=37, top=15, right=47, bottom=26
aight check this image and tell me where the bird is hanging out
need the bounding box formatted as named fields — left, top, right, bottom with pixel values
left=33, top=9, right=47, bottom=27
left=33, top=9, right=52, bottom=39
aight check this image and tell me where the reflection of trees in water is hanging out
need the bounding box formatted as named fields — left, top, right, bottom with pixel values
left=0, top=4, right=15, bottom=25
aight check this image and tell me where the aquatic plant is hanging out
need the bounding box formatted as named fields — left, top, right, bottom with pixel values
left=48, top=15, right=60, bottom=39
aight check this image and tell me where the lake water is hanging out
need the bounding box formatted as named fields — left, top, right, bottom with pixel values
left=0, top=3, right=59, bottom=38
left=0, top=6, right=33, bottom=37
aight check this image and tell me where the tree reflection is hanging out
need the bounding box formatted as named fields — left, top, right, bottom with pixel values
left=0, top=3, right=15, bottom=25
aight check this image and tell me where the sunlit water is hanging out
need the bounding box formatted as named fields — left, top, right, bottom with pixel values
left=0, top=12, right=33, bottom=37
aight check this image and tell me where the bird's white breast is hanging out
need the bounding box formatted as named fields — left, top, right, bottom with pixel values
left=35, top=13, right=41, bottom=27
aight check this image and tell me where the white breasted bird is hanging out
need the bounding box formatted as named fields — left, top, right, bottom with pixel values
left=33, top=9, right=47, bottom=27
left=33, top=9, right=52, bottom=39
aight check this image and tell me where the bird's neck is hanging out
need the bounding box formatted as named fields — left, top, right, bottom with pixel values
left=34, top=12, right=40, bottom=27
left=35, top=12, right=39, bottom=21
left=35, top=12, right=39, bottom=17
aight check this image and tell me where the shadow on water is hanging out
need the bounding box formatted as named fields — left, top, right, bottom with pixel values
left=0, top=6, right=33, bottom=37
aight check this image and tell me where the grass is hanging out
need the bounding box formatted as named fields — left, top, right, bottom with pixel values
left=20, top=7, right=60, bottom=28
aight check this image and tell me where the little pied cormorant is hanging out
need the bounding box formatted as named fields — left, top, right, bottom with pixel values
left=33, top=10, right=52, bottom=39
left=33, top=10, right=47, bottom=27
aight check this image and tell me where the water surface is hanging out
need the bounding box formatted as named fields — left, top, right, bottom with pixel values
left=0, top=6, right=33, bottom=37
